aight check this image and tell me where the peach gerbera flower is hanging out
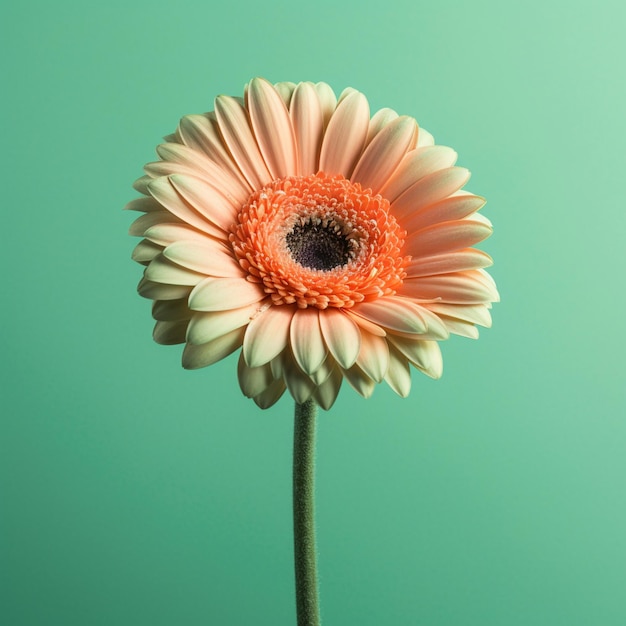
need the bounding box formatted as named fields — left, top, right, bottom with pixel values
left=128, top=78, right=498, bottom=409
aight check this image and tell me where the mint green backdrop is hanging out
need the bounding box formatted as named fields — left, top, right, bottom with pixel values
left=2, top=1, right=625, bottom=624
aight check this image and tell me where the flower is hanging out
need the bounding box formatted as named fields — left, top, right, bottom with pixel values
left=127, top=78, right=498, bottom=409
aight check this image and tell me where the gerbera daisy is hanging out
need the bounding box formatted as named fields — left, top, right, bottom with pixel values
left=127, top=77, right=498, bottom=410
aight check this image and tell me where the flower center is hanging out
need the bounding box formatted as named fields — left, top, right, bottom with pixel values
left=285, top=215, right=356, bottom=271
left=230, top=172, right=408, bottom=309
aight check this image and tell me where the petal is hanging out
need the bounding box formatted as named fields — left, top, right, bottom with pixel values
left=282, top=351, right=316, bottom=404
left=169, top=174, right=239, bottom=232
left=153, top=320, right=189, bottom=345
left=312, top=367, right=343, bottom=410
left=177, top=113, right=252, bottom=193
left=319, top=90, right=370, bottom=177
left=416, top=127, right=435, bottom=147
left=341, top=363, right=376, bottom=398
left=355, top=332, right=389, bottom=383
left=290, top=308, right=327, bottom=376
left=188, top=277, right=265, bottom=311
left=243, top=305, right=296, bottom=367
left=391, top=166, right=471, bottom=221
left=253, top=378, right=287, bottom=409
left=404, top=219, right=493, bottom=258
left=290, top=82, right=324, bottom=176
left=380, top=145, right=458, bottom=202
left=143, top=223, right=214, bottom=247
left=319, top=308, right=362, bottom=369
left=163, top=240, right=243, bottom=277
left=365, top=108, right=399, bottom=145
left=124, top=197, right=162, bottom=212
left=345, top=311, right=387, bottom=337
left=128, top=211, right=182, bottom=237
left=147, top=177, right=227, bottom=240
left=351, top=298, right=428, bottom=334
left=132, top=239, right=163, bottom=265
left=137, top=278, right=192, bottom=301
left=237, top=354, right=275, bottom=398
left=351, top=116, right=418, bottom=194
left=187, top=302, right=263, bottom=345
left=401, top=194, right=486, bottom=233
left=214, top=95, right=272, bottom=189
left=387, top=336, right=443, bottom=378
left=384, top=345, right=412, bottom=397
left=145, top=254, right=206, bottom=286
left=426, top=303, right=492, bottom=327
left=405, top=249, right=493, bottom=277
left=152, top=298, right=190, bottom=322
left=440, top=318, right=480, bottom=339
left=314, top=82, right=338, bottom=127
left=401, top=270, right=500, bottom=304
left=247, top=77, right=298, bottom=179
left=182, top=327, right=245, bottom=369
left=274, top=81, right=297, bottom=107
left=152, top=142, right=250, bottom=204
left=133, top=175, right=151, bottom=195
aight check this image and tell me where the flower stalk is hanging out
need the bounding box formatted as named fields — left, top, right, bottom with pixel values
left=293, top=399, right=320, bottom=626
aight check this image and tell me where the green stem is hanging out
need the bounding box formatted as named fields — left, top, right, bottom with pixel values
left=293, top=398, right=320, bottom=626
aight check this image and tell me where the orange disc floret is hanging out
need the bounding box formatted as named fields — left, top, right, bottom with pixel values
left=230, top=172, right=408, bottom=309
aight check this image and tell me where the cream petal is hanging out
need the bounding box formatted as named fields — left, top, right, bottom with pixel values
left=384, top=346, right=412, bottom=397
left=163, top=240, right=243, bottom=278
left=152, top=298, right=190, bottom=322
left=133, top=175, right=151, bottom=195
left=282, top=352, right=316, bottom=404
left=351, top=116, right=418, bottom=194
left=406, top=249, right=493, bottom=277
left=314, top=82, right=337, bottom=128
left=391, top=166, right=471, bottom=221
left=177, top=114, right=252, bottom=193
left=145, top=254, right=206, bottom=286
left=290, top=82, right=324, bottom=176
left=237, top=354, right=275, bottom=398
left=132, top=240, right=163, bottom=265
left=355, top=332, right=389, bottom=383
left=313, top=367, right=343, bottom=410
left=153, top=142, right=249, bottom=204
left=387, top=336, right=443, bottom=378
left=345, top=311, right=387, bottom=337
left=168, top=174, right=238, bottom=232
left=143, top=223, right=213, bottom=247
left=147, top=177, right=227, bottom=240
left=254, top=378, right=287, bottom=409
left=137, top=278, right=192, bottom=301
left=128, top=211, right=183, bottom=237
left=341, top=363, right=376, bottom=398
left=426, top=303, right=492, bottom=327
left=401, top=194, right=486, bottom=233
left=365, top=108, right=399, bottom=145
left=416, top=127, right=435, bottom=147
left=440, top=318, right=480, bottom=339
left=187, top=302, right=262, bottom=345
left=124, top=197, right=162, bottom=212
left=188, top=277, right=265, bottom=312
left=380, top=145, right=458, bottom=202
left=153, top=319, right=188, bottom=345
left=309, top=354, right=334, bottom=386
left=290, top=308, right=327, bottom=376
left=319, top=90, right=370, bottom=177
left=274, top=81, right=297, bottom=107
left=243, top=305, right=296, bottom=367
left=182, top=327, right=245, bottom=369
left=214, top=95, right=272, bottom=189
left=351, top=298, right=428, bottom=334
left=404, top=219, right=493, bottom=258
left=319, top=308, right=362, bottom=369
left=247, top=77, right=298, bottom=179
left=401, top=271, right=500, bottom=304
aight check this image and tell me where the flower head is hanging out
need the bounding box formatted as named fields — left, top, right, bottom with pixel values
left=128, top=78, right=498, bottom=409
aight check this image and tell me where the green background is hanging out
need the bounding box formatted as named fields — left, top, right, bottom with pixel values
left=2, top=1, right=625, bottom=624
